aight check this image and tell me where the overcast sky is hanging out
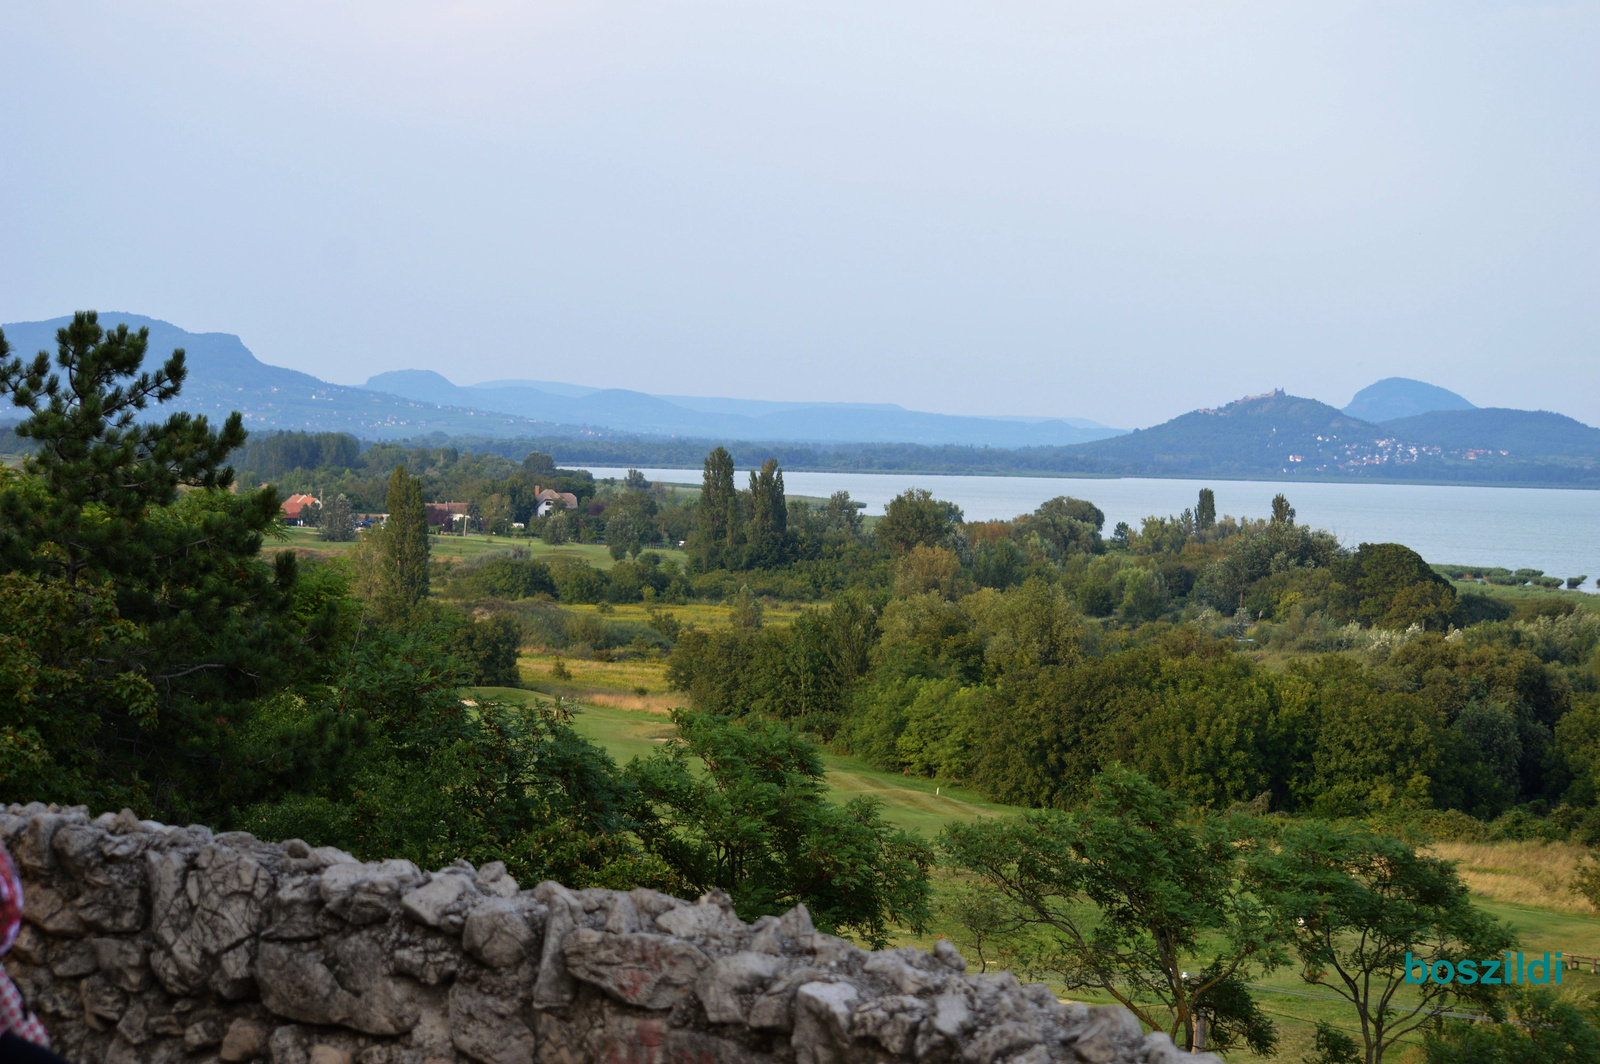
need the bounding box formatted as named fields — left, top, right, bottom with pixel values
left=2, top=2, right=1596, bottom=428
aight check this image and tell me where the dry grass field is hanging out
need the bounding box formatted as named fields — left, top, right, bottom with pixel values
left=1426, top=839, right=1597, bottom=915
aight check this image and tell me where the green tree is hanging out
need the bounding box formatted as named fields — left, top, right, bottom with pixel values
left=606, top=508, right=638, bottom=561
left=744, top=457, right=789, bottom=568
left=876, top=488, right=962, bottom=554
left=1016, top=496, right=1105, bottom=558
left=319, top=493, right=355, bottom=542
left=382, top=466, right=431, bottom=615
left=0, top=572, right=155, bottom=809
left=822, top=489, right=864, bottom=539
left=1423, top=988, right=1600, bottom=1064
left=543, top=509, right=571, bottom=545
left=689, top=447, right=739, bottom=570
left=521, top=450, right=556, bottom=476
left=1195, top=520, right=1343, bottom=613
left=0, top=313, right=249, bottom=583
left=1293, top=656, right=1449, bottom=816
left=444, top=557, right=556, bottom=601
left=1197, top=488, right=1217, bottom=532
left=448, top=612, right=523, bottom=686
left=625, top=711, right=932, bottom=946
left=480, top=493, right=513, bottom=535
left=1272, top=493, right=1296, bottom=525
left=0, top=314, right=335, bottom=820
left=728, top=584, right=764, bottom=632
left=941, top=766, right=1283, bottom=1053
left=235, top=629, right=662, bottom=888
left=1250, top=819, right=1516, bottom=1064
left=1330, top=542, right=1457, bottom=630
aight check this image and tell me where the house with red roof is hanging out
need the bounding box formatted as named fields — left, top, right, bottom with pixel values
left=280, top=494, right=320, bottom=525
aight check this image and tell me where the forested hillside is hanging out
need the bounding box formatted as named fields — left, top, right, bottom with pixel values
left=1062, top=391, right=1374, bottom=475
left=1381, top=407, right=1600, bottom=457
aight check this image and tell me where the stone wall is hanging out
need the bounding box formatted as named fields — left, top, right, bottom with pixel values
left=2, top=804, right=1217, bottom=1064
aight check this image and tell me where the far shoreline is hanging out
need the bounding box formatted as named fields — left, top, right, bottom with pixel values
left=575, top=465, right=1600, bottom=492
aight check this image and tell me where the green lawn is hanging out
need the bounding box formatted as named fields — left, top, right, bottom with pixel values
left=473, top=693, right=1014, bottom=835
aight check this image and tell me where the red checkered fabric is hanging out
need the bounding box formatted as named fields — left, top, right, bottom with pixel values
left=0, top=844, right=51, bottom=1048
left=0, top=845, right=17, bottom=956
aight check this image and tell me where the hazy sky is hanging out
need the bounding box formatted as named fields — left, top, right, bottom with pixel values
left=3, top=2, right=1596, bottom=428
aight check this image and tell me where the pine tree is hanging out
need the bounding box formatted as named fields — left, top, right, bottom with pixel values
left=0, top=313, right=333, bottom=817
left=0, top=311, right=249, bottom=583
left=383, top=466, right=431, bottom=613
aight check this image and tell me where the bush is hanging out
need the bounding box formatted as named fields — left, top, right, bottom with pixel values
left=448, top=612, right=523, bottom=686
left=554, top=562, right=609, bottom=604
left=444, top=556, right=555, bottom=600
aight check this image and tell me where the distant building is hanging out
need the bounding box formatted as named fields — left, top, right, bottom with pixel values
left=425, top=502, right=470, bottom=529
left=534, top=487, right=579, bottom=518
left=280, top=494, right=320, bottom=525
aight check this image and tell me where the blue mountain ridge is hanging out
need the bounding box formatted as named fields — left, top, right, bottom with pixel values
left=363, top=370, right=1124, bottom=447
left=1344, top=377, right=1476, bottom=422
left=0, top=314, right=1122, bottom=446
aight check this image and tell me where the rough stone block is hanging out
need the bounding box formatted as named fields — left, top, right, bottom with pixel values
left=462, top=899, right=539, bottom=969
left=309, top=1045, right=352, bottom=1064
left=91, top=936, right=151, bottom=992
left=221, top=1018, right=272, bottom=1062
left=401, top=876, right=471, bottom=930
left=562, top=928, right=710, bottom=1011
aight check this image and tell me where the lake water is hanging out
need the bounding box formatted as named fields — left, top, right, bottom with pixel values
left=581, top=467, right=1599, bottom=590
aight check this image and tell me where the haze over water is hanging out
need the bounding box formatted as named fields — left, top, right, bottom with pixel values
left=583, top=469, right=1599, bottom=591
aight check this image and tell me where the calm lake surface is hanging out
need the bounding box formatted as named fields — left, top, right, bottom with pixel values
left=582, top=467, right=1599, bottom=590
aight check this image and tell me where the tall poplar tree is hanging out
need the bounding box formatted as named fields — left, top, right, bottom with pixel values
left=689, top=446, right=739, bottom=571
left=383, top=465, right=430, bottom=614
left=1196, top=488, right=1216, bottom=532
left=745, top=458, right=788, bottom=568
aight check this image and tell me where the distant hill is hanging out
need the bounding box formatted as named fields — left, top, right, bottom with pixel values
left=1053, top=389, right=1600, bottom=486
left=0, top=315, right=574, bottom=440
left=1063, top=390, right=1381, bottom=476
left=1, top=312, right=1123, bottom=448
left=366, top=370, right=1124, bottom=447
left=1380, top=408, right=1600, bottom=458
left=1344, top=377, right=1475, bottom=422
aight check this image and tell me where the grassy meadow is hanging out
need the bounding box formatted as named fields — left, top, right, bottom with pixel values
left=264, top=525, right=691, bottom=571
left=472, top=678, right=1600, bottom=1062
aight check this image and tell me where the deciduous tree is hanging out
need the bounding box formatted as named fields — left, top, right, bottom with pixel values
left=876, top=488, right=961, bottom=554
left=1250, top=819, right=1516, bottom=1064
left=941, top=766, right=1283, bottom=1054
left=626, top=711, right=932, bottom=946
left=319, top=493, right=355, bottom=542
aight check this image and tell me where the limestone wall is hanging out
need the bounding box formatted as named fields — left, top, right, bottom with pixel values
left=2, top=804, right=1216, bottom=1064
